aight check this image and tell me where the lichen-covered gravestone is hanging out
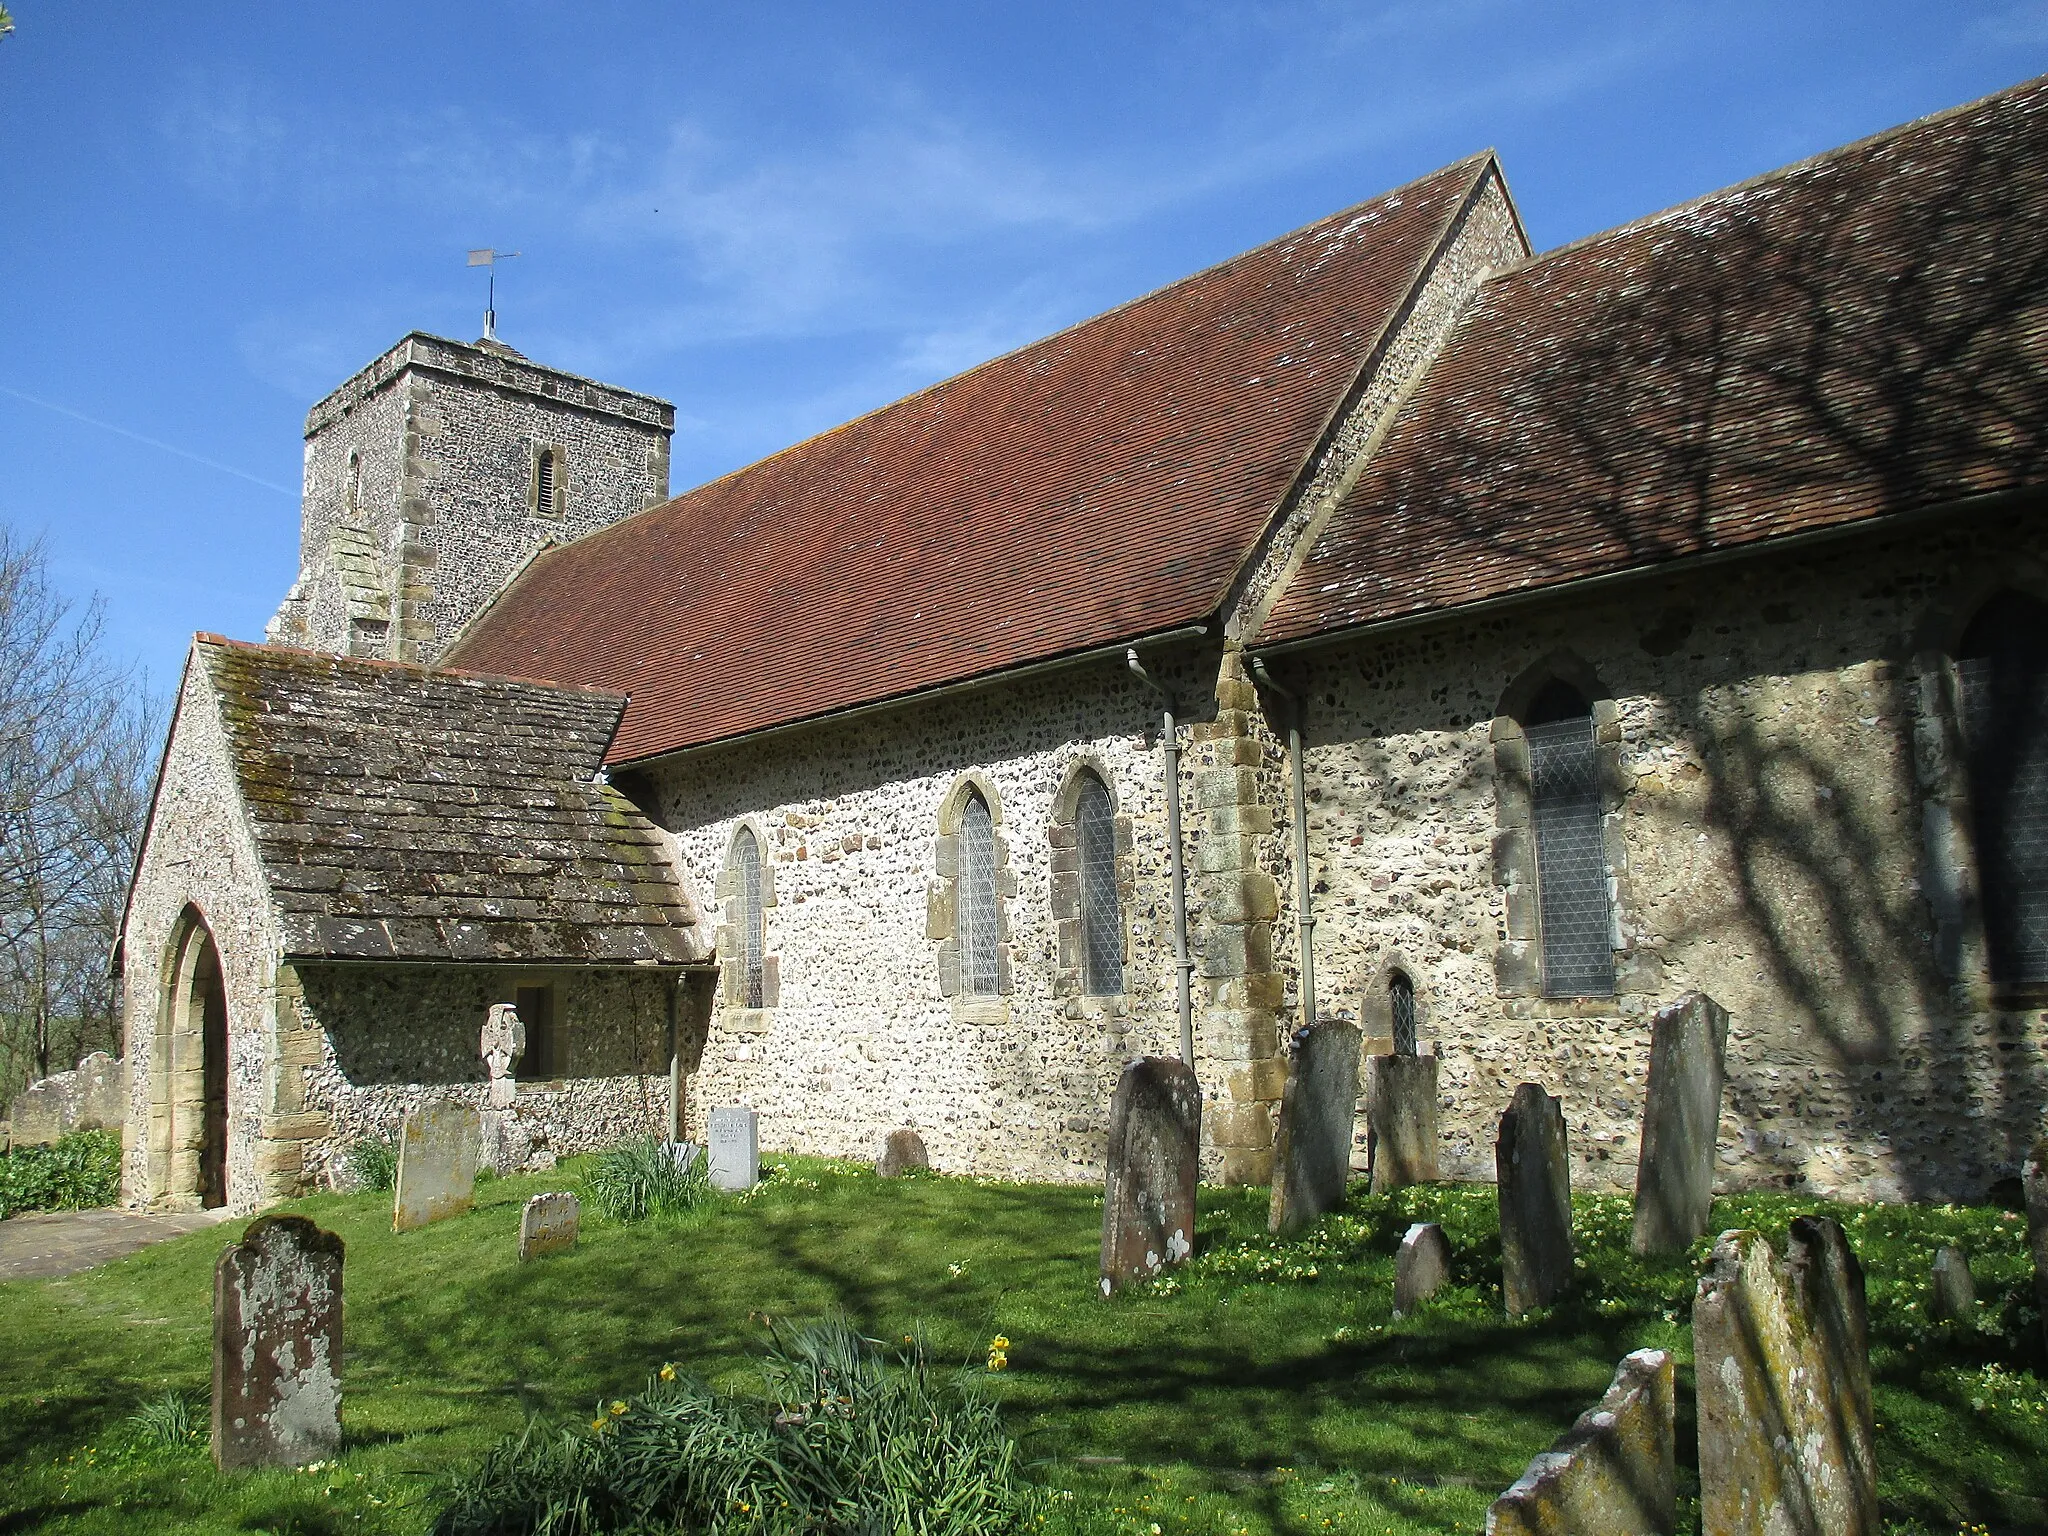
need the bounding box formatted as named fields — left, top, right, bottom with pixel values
left=708, top=1106, right=759, bottom=1192
left=1930, top=1246, right=1976, bottom=1327
left=2027, top=1137, right=2048, bottom=1358
left=1694, top=1218, right=1877, bottom=1536
left=1486, top=1348, right=1676, bottom=1536
left=1269, top=1019, right=1362, bottom=1235
left=1497, top=1083, right=1573, bottom=1315
left=519, top=1192, right=579, bottom=1261
left=877, top=1127, right=929, bottom=1179
left=1630, top=991, right=1729, bottom=1255
left=1393, top=1221, right=1452, bottom=1317
left=393, top=1100, right=481, bottom=1232
left=213, top=1215, right=344, bottom=1470
left=1364, top=1052, right=1439, bottom=1193
left=1100, top=1056, right=1200, bottom=1296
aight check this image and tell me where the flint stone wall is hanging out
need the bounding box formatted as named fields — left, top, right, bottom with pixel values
left=6, top=1052, right=126, bottom=1148
left=1282, top=514, right=2048, bottom=1202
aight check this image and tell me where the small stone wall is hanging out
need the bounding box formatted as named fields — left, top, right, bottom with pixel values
left=4, top=1052, right=125, bottom=1149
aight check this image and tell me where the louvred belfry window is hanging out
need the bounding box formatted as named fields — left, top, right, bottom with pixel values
left=1959, top=592, right=2048, bottom=989
left=734, top=826, right=765, bottom=1009
left=1076, top=772, right=1123, bottom=995
left=958, top=789, right=1001, bottom=996
left=535, top=448, right=561, bottom=516
left=1526, top=681, right=1615, bottom=998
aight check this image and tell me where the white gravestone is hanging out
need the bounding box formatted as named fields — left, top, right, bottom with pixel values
left=707, top=1107, right=759, bottom=1192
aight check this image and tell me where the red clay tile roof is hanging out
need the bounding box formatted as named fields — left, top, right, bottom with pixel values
left=1261, top=74, right=2048, bottom=649
left=447, top=156, right=1499, bottom=762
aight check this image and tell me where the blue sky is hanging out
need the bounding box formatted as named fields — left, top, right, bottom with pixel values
left=1, top=3, right=2043, bottom=694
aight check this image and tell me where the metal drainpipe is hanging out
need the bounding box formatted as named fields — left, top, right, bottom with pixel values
left=1250, top=657, right=1315, bottom=1040
left=1127, top=649, right=1195, bottom=1064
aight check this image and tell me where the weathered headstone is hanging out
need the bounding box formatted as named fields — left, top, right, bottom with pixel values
left=1929, top=1246, right=1976, bottom=1327
left=1694, top=1218, right=1877, bottom=1536
left=480, top=1003, right=525, bottom=1111
left=1269, top=1019, right=1362, bottom=1234
left=2027, top=1137, right=2048, bottom=1358
left=707, top=1106, right=759, bottom=1192
left=519, top=1192, right=580, bottom=1261
left=1497, top=1083, right=1573, bottom=1316
left=877, top=1127, right=930, bottom=1178
left=1630, top=991, right=1729, bottom=1255
left=1393, top=1221, right=1452, bottom=1317
left=1486, top=1348, right=1676, bottom=1536
left=1364, top=1052, right=1439, bottom=1193
left=1099, top=1056, right=1201, bottom=1296
left=668, top=1140, right=702, bottom=1175
left=393, top=1099, right=481, bottom=1232
left=212, top=1214, right=344, bottom=1470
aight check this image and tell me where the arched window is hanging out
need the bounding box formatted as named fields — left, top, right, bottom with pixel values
left=1076, top=771, right=1123, bottom=995
left=733, top=826, right=766, bottom=1009
left=534, top=446, right=563, bottom=517
left=1959, top=591, right=2048, bottom=988
left=1525, top=679, right=1615, bottom=997
left=958, top=788, right=1001, bottom=996
left=1388, top=969, right=1417, bottom=1056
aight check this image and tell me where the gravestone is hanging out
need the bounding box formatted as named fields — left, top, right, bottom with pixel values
left=1630, top=992, right=1729, bottom=1255
left=1694, top=1218, right=1877, bottom=1536
left=480, top=1003, right=525, bottom=1111
left=707, top=1106, right=759, bottom=1192
left=212, top=1214, right=344, bottom=1470
left=668, top=1140, right=702, bottom=1175
left=877, top=1128, right=930, bottom=1178
left=1393, top=1221, right=1452, bottom=1317
left=519, top=1192, right=579, bottom=1261
left=393, top=1099, right=480, bottom=1231
left=1269, top=1019, right=1362, bottom=1234
left=2027, top=1137, right=2048, bottom=1358
left=1497, top=1083, right=1573, bottom=1316
left=1929, top=1246, right=1976, bottom=1327
left=1099, top=1056, right=1201, bottom=1296
left=1364, top=1052, right=1439, bottom=1193
left=1486, top=1348, right=1675, bottom=1536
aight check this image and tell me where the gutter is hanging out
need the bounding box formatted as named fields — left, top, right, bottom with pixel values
left=1250, top=658, right=1315, bottom=1042
left=1125, top=648, right=1196, bottom=1066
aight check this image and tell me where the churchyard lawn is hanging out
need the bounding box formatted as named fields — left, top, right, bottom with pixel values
left=0, top=1157, right=2043, bottom=1535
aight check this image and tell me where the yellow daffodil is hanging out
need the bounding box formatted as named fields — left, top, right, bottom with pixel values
left=658, top=1364, right=677, bottom=1382
left=990, top=1334, right=1010, bottom=1349
left=609, top=1400, right=628, bottom=1416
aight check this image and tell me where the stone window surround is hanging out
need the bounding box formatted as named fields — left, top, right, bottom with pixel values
left=1358, top=948, right=1433, bottom=1056
left=146, top=904, right=226, bottom=1210
left=1491, top=650, right=1631, bottom=1010
left=528, top=441, right=566, bottom=518
left=929, top=772, right=1016, bottom=1022
left=1912, top=567, right=2048, bottom=1006
left=714, top=821, right=779, bottom=1033
left=1048, top=756, right=1135, bottom=1010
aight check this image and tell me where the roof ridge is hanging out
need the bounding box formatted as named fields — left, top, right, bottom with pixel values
left=194, top=633, right=630, bottom=703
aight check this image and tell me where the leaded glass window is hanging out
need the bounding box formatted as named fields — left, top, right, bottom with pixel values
left=1960, top=593, right=2048, bottom=989
left=1077, top=772, right=1123, bottom=995
left=958, top=789, right=1001, bottom=995
left=734, top=827, right=765, bottom=1009
left=1389, top=970, right=1417, bottom=1055
left=1526, top=682, right=1614, bottom=998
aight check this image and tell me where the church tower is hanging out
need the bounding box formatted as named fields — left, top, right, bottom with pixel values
left=269, top=333, right=674, bottom=663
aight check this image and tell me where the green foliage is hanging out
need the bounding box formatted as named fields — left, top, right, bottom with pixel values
left=0, top=1126, right=120, bottom=1217
left=128, top=1392, right=202, bottom=1451
left=433, top=1316, right=1037, bottom=1535
left=581, top=1134, right=718, bottom=1222
left=343, top=1134, right=397, bottom=1193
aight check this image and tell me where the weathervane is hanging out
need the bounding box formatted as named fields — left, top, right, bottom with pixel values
left=466, top=249, right=522, bottom=341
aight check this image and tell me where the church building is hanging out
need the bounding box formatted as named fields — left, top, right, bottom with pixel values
left=119, top=75, right=2048, bottom=1214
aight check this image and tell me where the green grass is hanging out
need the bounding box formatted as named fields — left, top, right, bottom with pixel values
left=0, top=1156, right=2042, bottom=1534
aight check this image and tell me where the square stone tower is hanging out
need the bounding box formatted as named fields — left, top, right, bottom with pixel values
left=268, top=333, right=674, bottom=663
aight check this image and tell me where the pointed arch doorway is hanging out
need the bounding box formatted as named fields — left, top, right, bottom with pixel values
left=154, top=912, right=230, bottom=1210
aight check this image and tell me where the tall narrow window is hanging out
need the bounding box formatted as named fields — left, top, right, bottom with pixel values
left=1076, top=771, right=1123, bottom=995
left=344, top=449, right=362, bottom=516
left=1525, top=680, right=1615, bottom=997
left=958, top=788, right=1000, bottom=995
left=1959, top=592, right=2048, bottom=989
left=734, top=826, right=766, bottom=1009
left=515, top=983, right=558, bottom=1078
left=1389, top=969, right=1417, bottom=1056
left=534, top=447, right=562, bottom=516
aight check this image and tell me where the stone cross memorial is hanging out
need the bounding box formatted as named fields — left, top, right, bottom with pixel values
left=480, top=1003, right=526, bottom=1110
left=1269, top=1019, right=1362, bottom=1234
left=393, top=1099, right=481, bottom=1232
left=1694, top=1217, right=1877, bottom=1536
left=2027, top=1137, right=2048, bottom=1358
left=519, top=1192, right=580, bottom=1261
left=1630, top=991, right=1729, bottom=1255
left=877, top=1127, right=930, bottom=1178
left=1100, top=1056, right=1200, bottom=1295
left=1486, top=1348, right=1676, bottom=1536
left=1497, top=1083, right=1574, bottom=1316
left=1364, top=1051, right=1439, bottom=1193
left=1393, top=1221, right=1452, bottom=1318
left=708, top=1106, right=759, bottom=1192
left=213, top=1215, right=344, bottom=1470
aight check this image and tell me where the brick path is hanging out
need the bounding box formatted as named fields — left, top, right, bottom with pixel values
left=0, top=1207, right=233, bottom=1282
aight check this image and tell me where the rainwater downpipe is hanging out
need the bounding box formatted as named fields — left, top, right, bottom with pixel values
left=1126, top=648, right=1195, bottom=1064
left=1250, top=657, right=1315, bottom=1039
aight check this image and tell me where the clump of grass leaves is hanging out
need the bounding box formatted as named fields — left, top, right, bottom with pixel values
left=582, top=1134, right=718, bottom=1222
left=343, top=1134, right=398, bottom=1193
left=433, top=1316, right=1036, bottom=1536
left=129, top=1391, right=203, bottom=1451
left=0, top=1127, right=120, bottom=1218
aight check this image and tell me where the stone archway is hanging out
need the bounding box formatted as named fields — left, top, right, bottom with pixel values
left=152, top=912, right=230, bottom=1210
